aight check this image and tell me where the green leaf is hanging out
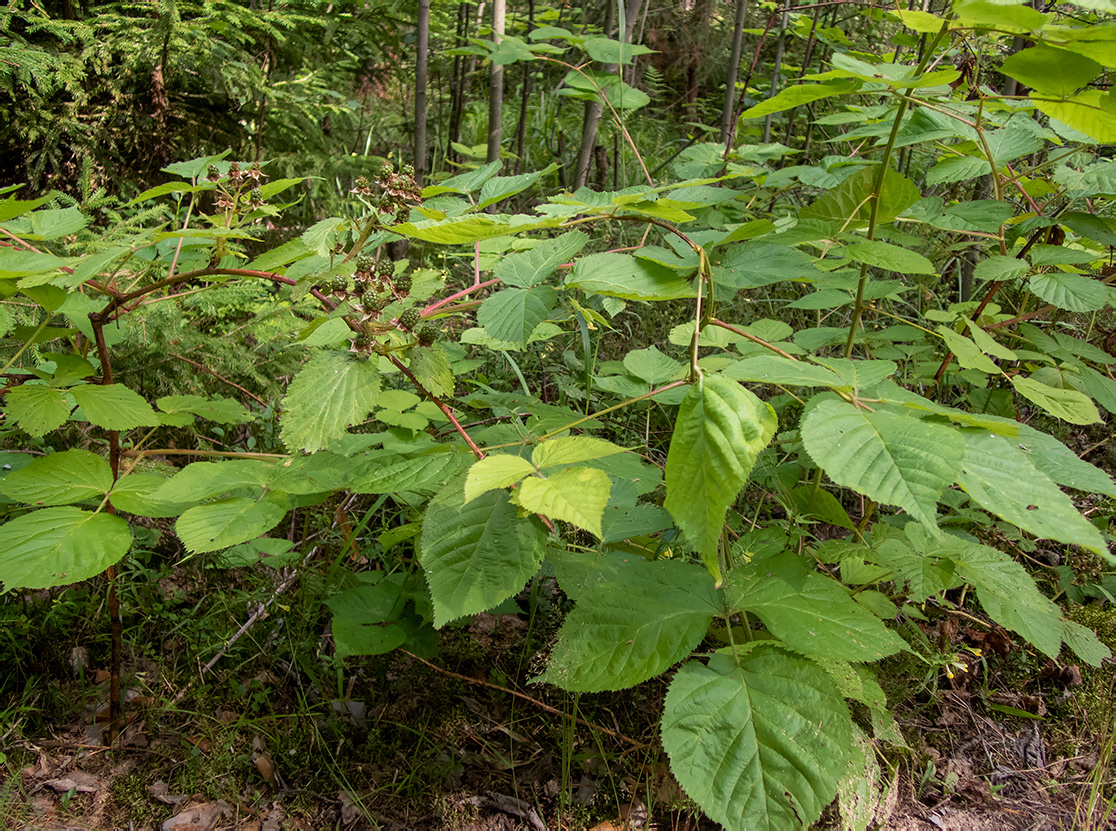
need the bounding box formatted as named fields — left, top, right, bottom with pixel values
left=0, top=450, right=112, bottom=506
left=301, top=217, right=348, bottom=256
left=408, top=342, right=455, bottom=398
left=349, top=449, right=469, bottom=494
left=152, top=460, right=275, bottom=502
left=936, top=326, right=1000, bottom=374
left=623, top=346, right=683, bottom=384
left=1001, top=45, right=1103, bottom=97
left=539, top=558, right=717, bottom=691
left=723, top=356, right=844, bottom=387
left=0, top=507, right=132, bottom=590
left=477, top=166, right=557, bottom=210
left=280, top=351, right=381, bottom=453
left=801, top=399, right=963, bottom=529
left=531, top=436, right=626, bottom=469
left=874, top=536, right=960, bottom=603
left=801, top=166, right=920, bottom=229
left=326, top=581, right=409, bottom=657
left=1011, top=375, right=1101, bottom=425
left=477, top=286, right=557, bottom=345
left=392, top=215, right=558, bottom=244
left=725, top=553, right=904, bottom=661
left=843, top=240, right=935, bottom=274
left=27, top=207, right=88, bottom=240
left=493, top=230, right=588, bottom=288
left=742, top=80, right=861, bottom=119
left=3, top=384, right=71, bottom=437
left=581, top=35, right=655, bottom=63
left=70, top=384, right=159, bottom=430
left=664, top=376, right=777, bottom=582
left=157, top=394, right=255, bottom=425
left=957, top=431, right=1106, bottom=556
left=109, top=474, right=198, bottom=518
left=716, top=242, right=821, bottom=289
left=1028, top=271, right=1109, bottom=312
left=662, top=649, right=852, bottom=831
left=565, top=253, right=696, bottom=301
left=419, top=483, right=547, bottom=627
left=1040, top=91, right=1116, bottom=143
left=514, top=467, right=612, bottom=538
left=175, top=494, right=289, bottom=553
left=1016, top=423, right=1116, bottom=497
left=464, top=454, right=537, bottom=503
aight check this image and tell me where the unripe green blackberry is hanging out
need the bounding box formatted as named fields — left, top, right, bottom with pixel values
left=379, top=162, right=394, bottom=180
left=206, top=164, right=221, bottom=182
left=415, top=321, right=439, bottom=345
left=393, top=273, right=412, bottom=294
left=353, top=333, right=373, bottom=350
left=397, top=308, right=421, bottom=329
left=355, top=253, right=375, bottom=273
left=329, top=277, right=349, bottom=293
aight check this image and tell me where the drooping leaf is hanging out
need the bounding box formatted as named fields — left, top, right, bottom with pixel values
left=408, top=342, right=455, bottom=398
left=0, top=449, right=112, bottom=506
left=349, top=449, right=469, bottom=494
left=725, top=553, right=905, bottom=662
left=1001, top=45, right=1103, bottom=98
left=514, top=466, right=612, bottom=538
left=109, top=473, right=198, bottom=518
left=325, top=580, right=410, bottom=657
left=662, top=649, right=853, bottom=831
left=71, top=384, right=159, bottom=430
left=801, top=166, right=921, bottom=229
left=279, top=351, right=381, bottom=453
left=1027, top=271, right=1109, bottom=312
left=152, top=460, right=275, bottom=502
left=156, top=394, right=255, bottom=425
left=539, top=558, right=718, bottom=692
left=956, top=430, right=1106, bottom=556
left=723, top=356, right=844, bottom=387
left=843, top=240, right=935, bottom=274
left=1011, top=375, right=1101, bottom=425
left=0, top=507, right=132, bottom=590
left=419, top=483, right=547, bottom=627
left=742, top=80, right=862, bottom=118
left=664, top=376, right=777, bottom=582
left=1038, top=91, right=1116, bottom=143
left=565, top=253, right=696, bottom=301
left=464, top=454, right=537, bottom=503
left=175, top=494, right=289, bottom=553
left=531, top=436, right=626, bottom=469
left=800, top=399, right=963, bottom=529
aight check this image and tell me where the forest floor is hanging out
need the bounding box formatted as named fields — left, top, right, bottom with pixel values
left=2, top=572, right=1114, bottom=831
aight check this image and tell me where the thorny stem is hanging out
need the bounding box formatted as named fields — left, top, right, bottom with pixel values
left=385, top=353, right=484, bottom=460
left=423, top=278, right=499, bottom=316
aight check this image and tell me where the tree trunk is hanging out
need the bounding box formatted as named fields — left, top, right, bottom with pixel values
left=448, top=2, right=472, bottom=165
left=513, top=0, right=536, bottom=174
left=719, top=0, right=749, bottom=146
left=487, top=0, right=506, bottom=164
left=415, top=0, right=430, bottom=186
left=573, top=0, right=642, bottom=189
left=762, top=0, right=791, bottom=144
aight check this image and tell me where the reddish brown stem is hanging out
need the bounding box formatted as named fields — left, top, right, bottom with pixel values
left=386, top=353, right=484, bottom=460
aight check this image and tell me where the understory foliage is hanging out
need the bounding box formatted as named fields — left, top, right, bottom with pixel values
left=4, top=1, right=1116, bottom=828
